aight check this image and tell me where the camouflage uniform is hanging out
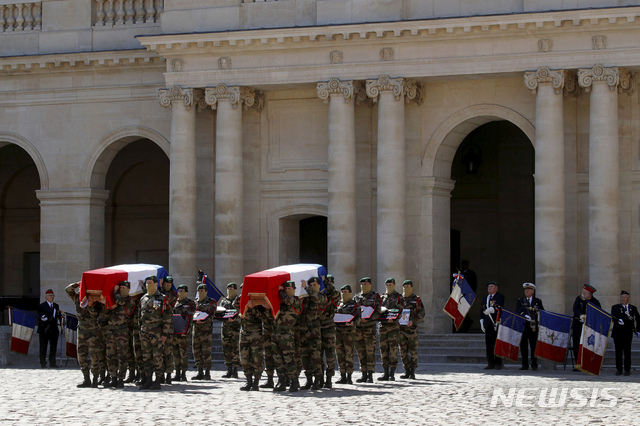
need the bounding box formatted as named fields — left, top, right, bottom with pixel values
left=172, top=296, right=196, bottom=373
left=106, top=289, right=135, bottom=385
left=354, top=289, right=381, bottom=377
left=132, top=299, right=144, bottom=379
left=335, top=298, right=361, bottom=376
left=158, top=287, right=177, bottom=378
left=124, top=297, right=140, bottom=381
left=299, top=284, right=327, bottom=388
left=379, top=290, right=405, bottom=371
left=139, top=291, right=173, bottom=383
left=219, top=294, right=241, bottom=370
left=65, top=284, right=101, bottom=386
left=239, top=304, right=270, bottom=381
left=192, top=296, right=216, bottom=372
left=262, top=314, right=275, bottom=381
left=271, top=289, right=301, bottom=386
left=97, top=305, right=110, bottom=380
left=318, top=281, right=340, bottom=383
left=398, top=292, right=426, bottom=375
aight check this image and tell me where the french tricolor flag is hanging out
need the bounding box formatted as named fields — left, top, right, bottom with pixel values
left=443, top=273, right=476, bottom=330
left=576, top=303, right=612, bottom=376
left=64, top=313, right=78, bottom=358
left=535, top=310, right=572, bottom=363
left=494, top=309, right=526, bottom=362
left=9, top=307, right=37, bottom=355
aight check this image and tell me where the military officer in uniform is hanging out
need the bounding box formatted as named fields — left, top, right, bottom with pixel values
left=335, top=285, right=361, bottom=384
left=271, top=281, right=302, bottom=392
left=611, top=290, right=640, bottom=376
left=515, top=282, right=544, bottom=371
left=237, top=297, right=271, bottom=391
left=219, top=282, right=241, bottom=379
left=571, top=284, right=600, bottom=369
left=299, top=276, right=327, bottom=390
left=104, top=281, right=135, bottom=388
left=158, top=275, right=177, bottom=384
left=172, top=284, right=196, bottom=382
left=378, top=278, right=404, bottom=381
left=192, top=283, right=216, bottom=381
left=481, top=281, right=504, bottom=370
left=354, top=277, right=381, bottom=383
left=398, top=280, right=425, bottom=379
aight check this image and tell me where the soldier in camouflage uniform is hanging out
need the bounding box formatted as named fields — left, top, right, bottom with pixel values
left=335, top=285, right=361, bottom=385
left=104, top=281, right=135, bottom=388
left=318, top=274, right=340, bottom=388
left=260, top=309, right=276, bottom=389
left=158, top=275, right=177, bottom=384
left=192, top=283, right=217, bottom=381
left=65, top=282, right=101, bottom=388
left=299, top=276, right=327, bottom=390
left=354, top=277, right=381, bottom=383
left=138, top=275, right=173, bottom=390
left=130, top=295, right=145, bottom=384
left=96, top=300, right=110, bottom=386
left=271, top=281, right=302, bottom=392
left=378, top=278, right=405, bottom=381
left=398, top=280, right=425, bottom=379
left=236, top=298, right=271, bottom=391
left=219, top=282, right=241, bottom=379
left=172, top=284, right=196, bottom=382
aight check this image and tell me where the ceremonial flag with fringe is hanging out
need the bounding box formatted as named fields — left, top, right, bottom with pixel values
left=197, top=269, right=225, bottom=303
left=64, top=313, right=78, bottom=358
left=576, top=303, right=612, bottom=376
left=443, top=273, right=476, bottom=330
left=494, top=309, right=526, bottom=362
left=9, top=307, right=37, bottom=355
left=535, top=310, right=572, bottom=363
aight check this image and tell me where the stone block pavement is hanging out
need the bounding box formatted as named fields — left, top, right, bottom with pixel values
left=1, top=358, right=639, bottom=425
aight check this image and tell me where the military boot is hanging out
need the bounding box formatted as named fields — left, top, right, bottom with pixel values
left=115, top=378, right=125, bottom=388
left=97, top=371, right=106, bottom=386
left=336, top=372, right=347, bottom=384
left=301, top=373, right=314, bottom=390
left=204, top=369, right=212, bottom=380
left=124, top=369, right=136, bottom=383
left=399, top=368, right=410, bottom=379
left=136, top=373, right=147, bottom=386
left=192, top=367, right=204, bottom=380
left=318, top=369, right=325, bottom=388
left=312, top=374, right=322, bottom=390
left=355, top=372, right=367, bottom=383
left=259, top=375, right=274, bottom=388
left=231, top=367, right=239, bottom=378
left=172, top=369, right=181, bottom=381
left=158, top=374, right=165, bottom=384
left=222, top=365, right=233, bottom=378
left=91, top=374, right=99, bottom=388
left=240, top=375, right=253, bottom=391
left=323, top=370, right=333, bottom=389
left=273, top=376, right=286, bottom=392
left=102, top=375, right=115, bottom=388
left=346, top=373, right=353, bottom=384
left=138, top=375, right=152, bottom=390
left=149, top=374, right=162, bottom=390
left=165, top=372, right=172, bottom=385
left=288, top=377, right=300, bottom=392
left=77, top=372, right=91, bottom=388
left=389, top=368, right=396, bottom=381
left=378, top=367, right=390, bottom=381
left=409, top=368, right=416, bottom=380
left=181, top=371, right=187, bottom=382
left=366, top=372, right=374, bottom=383
left=251, top=374, right=260, bottom=391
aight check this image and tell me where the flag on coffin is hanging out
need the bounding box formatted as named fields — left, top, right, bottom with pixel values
left=494, top=309, right=526, bottom=362
left=9, top=307, right=37, bottom=355
left=443, top=273, right=476, bottom=331
left=266, top=263, right=328, bottom=297
left=576, top=303, right=612, bottom=376
left=535, top=310, right=573, bottom=363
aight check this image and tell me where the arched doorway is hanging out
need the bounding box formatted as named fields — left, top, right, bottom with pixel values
left=104, top=139, right=170, bottom=267
left=450, top=120, right=534, bottom=318
left=279, top=214, right=327, bottom=267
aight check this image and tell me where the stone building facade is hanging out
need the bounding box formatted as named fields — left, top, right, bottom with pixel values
left=1, top=0, right=640, bottom=331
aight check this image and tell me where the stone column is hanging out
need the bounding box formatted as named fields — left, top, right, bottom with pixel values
left=206, top=85, right=256, bottom=285
left=159, top=86, right=197, bottom=286
left=317, top=78, right=357, bottom=285
left=36, top=188, right=109, bottom=312
left=366, top=76, right=418, bottom=292
left=578, top=65, right=633, bottom=309
left=524, top=67, right=567, bottom=313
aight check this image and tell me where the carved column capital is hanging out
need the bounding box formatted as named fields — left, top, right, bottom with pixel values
left=524, top=67, right=565, bottom=95
left=618, top=69, right=636, bottom=96
left=578, top=64, right=620, bottom=92
left=403, top=79, right=424, bottom=105
left=205, top=85, right=262, bottom=110
left=317, top=78, right=354, bottom=104
left=159, top=86, right=194, bottom=110
left=563, top=71, right=581, bottom=97
left=366, top=75, right=404, bottom=102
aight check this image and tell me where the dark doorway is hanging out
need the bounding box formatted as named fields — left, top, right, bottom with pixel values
left=299, top=216, right=328, bottom=267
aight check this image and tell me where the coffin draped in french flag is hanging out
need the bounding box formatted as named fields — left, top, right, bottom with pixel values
left=80, top=264, right=168, bottom=309
left=576, top=303, right=612, bottom=375
left=241, top=264, right=327, bottom=319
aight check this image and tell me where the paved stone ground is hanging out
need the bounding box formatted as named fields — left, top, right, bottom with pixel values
left=1, top=358, right=639, bottom=425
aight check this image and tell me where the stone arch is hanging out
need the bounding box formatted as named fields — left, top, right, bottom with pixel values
left=0, top=131, right=49, bottom=189
left=421, top=104, right=535, bottom=178
left=266, top=203, right=328, bottom=267
left=82, top=125, right=170, bottom=189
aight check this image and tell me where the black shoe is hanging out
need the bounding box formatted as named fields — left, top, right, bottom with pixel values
left=312, top=375, right=322, bottom=390
left=378, top=367, right=390, bottom=381
left=389, top=368, right=395, bottom=381
left=355, top=372, right=367, bottom=383
left=50, top=363, right=59, bottom=368
left=288, top=378, right=300, bottom=392
left=366, top=372, right=373, bottom=383
left=97, top=372, right=106, bottom=386
left=91, top=375, right=99, bottom=388
left=103, top=376, right=115, bottom=388
left=231, top=367, right=239, bottom=378
left=336, top=373, right=347, bottom=384
left=222, top=366, right=233, bottom=378
left=192, top=368, right=204, bottom=380
left=172, top=369, right=181, bottom=381
left=115, top=378, right=124, bottom=388
left=136, top=373, right=146, bottom=386
left=273, top=377, right=286, bottom=392
left=400, top=369, right=410, bottom=378
left=149, top=376, right=161, bottom=390
left=251, top=374, right=260, bottom=391
left=77, top=373, right=91, bottom=388
left=181, top=371, right=187, bottom=382
left=260, top=375, right=274, bottom=388
left=483, top=365, right=495, bottom=370
left=519, top=366, right=529, bottom=370
left=240, top=376, right=253, bottom=391
left=204, top=369, right=211, bottom=381
left=616, top=370, right=623, bottom=376
left=408, top=368, right=416, bottom=380
left=624, top=371, right=631, bottom=376
left=165, top=373, right=172, bottom=385
left=301, top=373, right=313, bottom=390
left=346, top=373, right=353, bottom=384
left=532, top=365, right=538, bottom=371
left=324, top=371, right=332, bottom=389
left=124, top=370, right=136, bottom=383
left=138, top=376, right=152, bottom=390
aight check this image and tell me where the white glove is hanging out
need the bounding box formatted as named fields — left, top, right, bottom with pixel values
left=483, top=307, right=495, bottom=315
left=619, top=319, right=624, bottom=325
left=480, top=319, right=486, bottom=333
left=580, top=314, right=586, bottom=323
left=41, top=315, right=47, bottom=321
left=525, top=315, right=532, bottom=321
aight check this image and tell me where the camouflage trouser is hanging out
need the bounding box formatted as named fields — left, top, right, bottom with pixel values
left=126, top=322, right=136, bottom=371
left=355, top=324, right=377, bottom=372
left=221, top=322, right=241, bottom=368
left=106, top=328, right=129, bottom=379
left=300, top=320, right=322, bottom=375
left=83, top=325, right=102, bottom=375
left=133, top=326, right=144, bottom=372
left=192, top=324, right=213, bottom=369
left=272, top=325, right=296, bottom=379
left=262, top=323, right=275, bottom=376
left=336, top=325, right=356, bottom=374
left=379, top=322, right=400, bottom=369
left=320, top=324, right=337, bottom=375
left=398, top=325, right=419, bottom=369
left=172, top=334, right=190, bottom=370
left=162, top=334, right=174, bottom=374
left=294, top=326, right=302, bottom=375
left=76, top=322, right=90, bottom=373
left=240, top=329, right=263, bottom=377
left=97, top=328, right=107, bottom=372
left=140, top=329, right=164, bottom=375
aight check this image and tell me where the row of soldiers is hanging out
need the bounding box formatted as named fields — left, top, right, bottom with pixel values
left=66, top=273, right=425, bottom=392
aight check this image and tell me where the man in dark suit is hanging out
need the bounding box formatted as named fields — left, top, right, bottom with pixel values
left=515, top=283, right=544, bottom=370
left=481, top=281, right=504, bottom=370
left=611, top=290, right=640, bottom=376
left=37, top=289, right=62, bottom=368
left=571, top=284, right=600, bottom=371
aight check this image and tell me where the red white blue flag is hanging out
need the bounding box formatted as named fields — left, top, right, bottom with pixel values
left=494, top=309, right=526, bottom=362
left=576, top=303, right=612, bottom=376
left=197, top=269, right=225, bottom=303
left=443, top=273, right=476, bottom=330
left=535, top=310, right=572, bottom=363
left=64, top=313, right=78, bottom=358
left=9, top=307, right=37, bottom=355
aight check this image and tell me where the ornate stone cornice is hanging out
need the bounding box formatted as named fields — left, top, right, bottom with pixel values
left=524, top=67, right=565, bottom=95
left=366, top=75, right=404, bottom=102
left=159, top=86, right=194, bottom=110
left=577, top=64, right=620, bottom=92
left=317, top=78, right=354, bottom=104
left=194, top=88, right=209, bottom=113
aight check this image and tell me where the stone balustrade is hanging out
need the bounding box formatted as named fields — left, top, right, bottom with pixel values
left=94, top=0, right=163, bottom=26
left=0, top=2, right=41, bottom=32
